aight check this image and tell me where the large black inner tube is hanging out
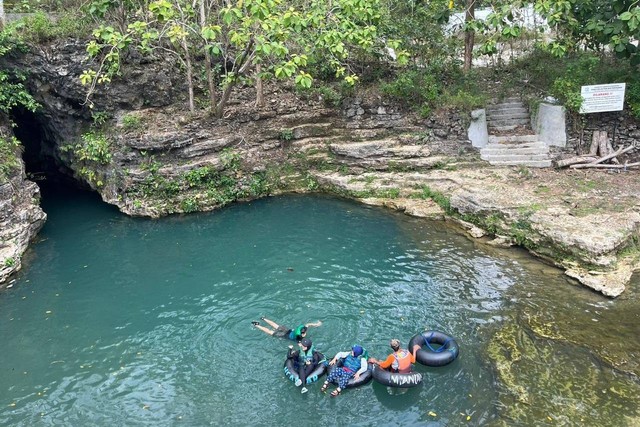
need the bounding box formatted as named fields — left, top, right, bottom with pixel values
left=371, top=365, right=423, bottom=388
left=409, top=330, right=459, bottom=367
left=283, top=358, right=327, bottom=385
left=326, top=363, right=373, bottom=389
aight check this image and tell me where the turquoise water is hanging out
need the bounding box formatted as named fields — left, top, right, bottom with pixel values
left=0, top=190, right=638, bottom=426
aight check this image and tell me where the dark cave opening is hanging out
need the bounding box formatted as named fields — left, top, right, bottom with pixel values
left=10, top=107, right=85, bottom=195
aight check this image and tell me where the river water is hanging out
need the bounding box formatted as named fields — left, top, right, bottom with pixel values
left=0, top=189, right=638, bottom=426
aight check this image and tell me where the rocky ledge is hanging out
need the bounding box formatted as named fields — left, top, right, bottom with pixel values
left=0, top=160, right=47, bottom=286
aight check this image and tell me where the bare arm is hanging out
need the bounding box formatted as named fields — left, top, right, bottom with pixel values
left=330, top=351, right=349, bottom=365
left=354, top=357, right=368, bottom=377
left=412, top=344, right=420, bottom=361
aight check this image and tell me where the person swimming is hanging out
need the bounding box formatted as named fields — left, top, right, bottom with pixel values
left=251, top=317, right=322, bottom=341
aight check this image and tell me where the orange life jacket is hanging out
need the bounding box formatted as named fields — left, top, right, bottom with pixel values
left=392, top=349, right=412, bottom=373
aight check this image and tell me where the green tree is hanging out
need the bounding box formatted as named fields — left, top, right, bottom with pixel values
left=0, top=25, right=39, bottom=182
left=535, top=0, right=640, bottom=65
left=81, top=0, right=409, bottom=117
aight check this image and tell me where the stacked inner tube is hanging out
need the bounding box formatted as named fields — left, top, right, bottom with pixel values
left=283, top=359, right=327, bottom=385
left=409, top=330, right=459, bottom=367
left=372, top=365, right=423, bottom=388
left=326, top=362, right=373, bottom=388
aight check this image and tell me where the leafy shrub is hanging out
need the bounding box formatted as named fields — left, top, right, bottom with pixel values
left=74, top=132, right=112, bottom=164
left=627, top=81, right=640, bottom=119
left=122, top=114, right=142, bottom=131
left=13, top=12, right=89, bottom=43
left=220, top=148, right=241, bottom=170
left=381, top=69, right=440, bottom=108
left=279, top=129, right=294, bottom=141
left=0, top=136, right=22, bottom=182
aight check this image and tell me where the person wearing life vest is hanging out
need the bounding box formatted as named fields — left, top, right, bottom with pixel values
left=320, top=344, right=368, bottom=397
left=286, top=338, right=325, bottom=394
left=369, top=339, right=420, bottom=374
left=251, top=317, right=322, bottom=341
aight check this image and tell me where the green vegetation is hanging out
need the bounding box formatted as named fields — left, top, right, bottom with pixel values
left=420, top=185, right=453, bottom=214
left=3, top=257, right=16, bottom=268
left=381, top=66, right=487, bottom=115
left=121, top=114, right=142, bottom=131
left=0, top=25, right=39, bottom=114
left=278, top=129, right=294, bottom=142
left=0, top=135, right=22, bottom=181
left=61, top=132, right=112, bottom=187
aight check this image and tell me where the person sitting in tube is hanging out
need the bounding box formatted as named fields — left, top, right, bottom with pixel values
left=287, top=338, right=325, bottom=394
left=251, top=317, right=322, bottom=342
left=369, top=338, right=420, bottom=373
left=320, top=344, right=368, bottom=397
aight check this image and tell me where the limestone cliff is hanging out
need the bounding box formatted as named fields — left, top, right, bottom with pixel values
left=0, top=124, right=46, bottom=286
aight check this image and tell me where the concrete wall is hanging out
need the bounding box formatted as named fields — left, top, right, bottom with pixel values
left=532, top=102, right=566, bottom=148
left=468, top=109, right=488, bottom=148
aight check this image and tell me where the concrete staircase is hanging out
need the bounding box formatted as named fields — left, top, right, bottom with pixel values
left=481, top=98, right=552, bottom=168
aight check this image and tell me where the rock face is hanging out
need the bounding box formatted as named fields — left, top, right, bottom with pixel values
left=0, top=130, right=47, bottom=285
left=1, top=40, right=639, bottom=297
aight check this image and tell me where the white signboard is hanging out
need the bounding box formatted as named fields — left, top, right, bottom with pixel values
left=580, top=83, right=626, bottom=114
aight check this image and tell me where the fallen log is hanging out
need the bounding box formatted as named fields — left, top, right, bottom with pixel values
left=606, top=138, right=619, bottom=164
left=570, top=162, right=640, bottom=169
left=592, top=145, right=635, bottom=165
left=556, top=156, right=598, bottom=168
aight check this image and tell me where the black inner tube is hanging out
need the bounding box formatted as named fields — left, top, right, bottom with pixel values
left=371, top=365, right=423, bottom=388
left=408, top=331, right=459, bottom=367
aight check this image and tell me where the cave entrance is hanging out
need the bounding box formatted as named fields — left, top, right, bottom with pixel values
left=11, top=107, right=79, bottom=192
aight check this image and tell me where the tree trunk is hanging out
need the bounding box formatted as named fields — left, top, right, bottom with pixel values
left=181, top=37, right=195, bottom=113
left=199, top=0, right=216, bottom=112
left=588, top=131, right=600, bottom=155
left=215, top=38, right=254, bottom=118
left=595, top=130, right=609, bottom=157
left=255, top=63, right=264, bottom=108
left=463, top=0, right=475, bottom=72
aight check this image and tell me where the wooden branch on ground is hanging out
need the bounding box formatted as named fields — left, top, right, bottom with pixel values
left=570, top=162, right=640, bottom=169
left=606, top=138, right=619, bottom=164
left=556, top=156, right=598, bottom=168
left=568, top=145, right=636, bottom=169
left=591, top=144, right=635, bottom=165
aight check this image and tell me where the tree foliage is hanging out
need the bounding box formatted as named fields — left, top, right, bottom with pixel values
left=0, top=26, right=39, bottom=115
left=535, top=0, right=640, bottom=65
left=81, top=0, right=409, bottom=117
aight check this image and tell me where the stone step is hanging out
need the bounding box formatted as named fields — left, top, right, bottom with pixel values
left=486, top=104, right=527, bottom=112
left=486, top=159, right=552, bottom=168
left=488, top=118, right=531, bottom=127
left=481, top=146, right=549, bottom=156
left=486, top=111, right=530, bottom=121
left=489, top=125, right=523, bottom=132
left=487, top=101, right=525, bottom=110
left=489, top=135, right=539, bottom=144
left=484, top=141, right=547, bottom=149
left=481, top=153, right=551, bottom=162
left=486, top=109, right=529, bottom=118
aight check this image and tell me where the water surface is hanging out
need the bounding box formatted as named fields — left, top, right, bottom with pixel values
left=0, top=190, right=638, bottom=426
